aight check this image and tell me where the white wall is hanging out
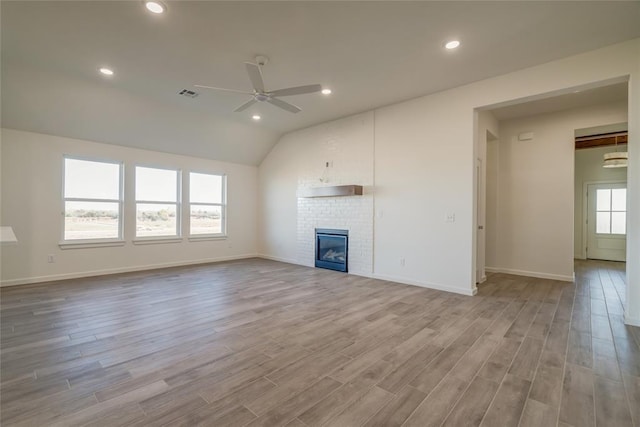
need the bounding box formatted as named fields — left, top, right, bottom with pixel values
left=259, top=112, right=374, bottom=275
left=487, top=101, right=627, bottom=280
left=575, top=144, right=628, bottom=258
left=259, top=38, right=640, bottom=313
left=1, top=128, right=258, bottom=286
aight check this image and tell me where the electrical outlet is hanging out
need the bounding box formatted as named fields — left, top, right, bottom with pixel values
left=47, top=254, right=55, bottom=263
left=445, top=212, right=456, bottom=223
left=400, top=257, right=406, bottom=267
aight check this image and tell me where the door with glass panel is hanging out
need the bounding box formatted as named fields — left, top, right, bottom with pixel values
left=586, top=183, right=627, bottom=261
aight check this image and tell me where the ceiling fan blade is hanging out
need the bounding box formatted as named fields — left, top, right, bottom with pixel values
left=244, top=62, right=265, bottom=93
left=194, top=85, right=253, bottom=95
left=233, top=98, right=258, bottom=112
left=270, top=84, right=322, bottom=97
left=267, top=97, right=301, bottom=113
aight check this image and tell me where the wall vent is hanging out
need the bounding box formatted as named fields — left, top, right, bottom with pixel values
left=178, top=89, right=199, bottom=98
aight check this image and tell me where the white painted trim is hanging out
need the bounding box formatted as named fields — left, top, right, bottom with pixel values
left=485, top=266, right=574, bottom=282
left=132, top=237, right=183, bottom=245
left=0, top=254, right=258, bottom=287
left=372, top=273, right=477, bottom=296
left=581, top=180, right=627, bottom=260
left=255, top=256, right=475, bottom=295
left=59, top=240, right=126, bottom=250
left=188, top=235, right=227, bottom=242
left=345, top=270, right=374, bottom=279
left=256, top=254, right=302, bottom=266
left=624, top=313, right=640, bottom=327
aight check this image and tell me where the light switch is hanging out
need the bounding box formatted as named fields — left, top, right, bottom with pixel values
left=446, top=213, right=455, bottom=222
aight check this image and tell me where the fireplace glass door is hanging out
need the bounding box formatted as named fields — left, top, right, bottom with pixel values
left=315, top=229, right=348, bottom=272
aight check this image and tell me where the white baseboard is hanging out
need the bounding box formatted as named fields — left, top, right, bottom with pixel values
left=256, top=254, right=304, bottom=266
left=257, top=255, right=374, bottom=279
left=625, top=313, right=640, bottom=327
left=371, top=273, right=477, bottom=296
left=0, top=254, right=259, bottom=287
left=485, top=267, right=574, bottom=282
left=256, top=256, right=475, bottom=295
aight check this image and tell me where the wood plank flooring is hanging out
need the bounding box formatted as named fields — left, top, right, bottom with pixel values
left=1, top=258, right=638, bottom=426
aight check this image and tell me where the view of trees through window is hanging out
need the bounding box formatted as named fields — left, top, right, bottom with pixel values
left=190, top=172, right=224, bottom=235
left=64, top=158, right=122, bottom=240
left=64, top=159, right=226, bottom=241
left=136, top=167, right=179, bottom=237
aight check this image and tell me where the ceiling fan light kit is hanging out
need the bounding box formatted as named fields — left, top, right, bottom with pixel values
left=195, top=55, right=325, bottom=115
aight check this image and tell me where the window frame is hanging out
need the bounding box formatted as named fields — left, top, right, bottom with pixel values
left=134, top=164, right=182, bottom=241
left=596, top=187, right=627, bottom=235
left=60, top=155, right=125, bottom=248
left=188, top=171, right=227, bottom=239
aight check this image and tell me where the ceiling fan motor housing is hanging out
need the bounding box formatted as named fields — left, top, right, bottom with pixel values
left=255, top=93, right=270, bottom=102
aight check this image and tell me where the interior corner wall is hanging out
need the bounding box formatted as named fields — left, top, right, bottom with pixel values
left=491, top=101, right=627, bottom=281
left=0, top=128, right=259, bottom=286
left=258, top=112, right=375, bottom=274
left=574, top=144, right=628, bottom=259
left=258, top=38, right=639, bottom=300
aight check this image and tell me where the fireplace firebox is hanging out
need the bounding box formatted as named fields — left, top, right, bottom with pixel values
left=315, top=228, right=348, bottom=272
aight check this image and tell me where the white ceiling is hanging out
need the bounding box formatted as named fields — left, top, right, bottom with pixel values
left=2, top=1, right=639, bottom=165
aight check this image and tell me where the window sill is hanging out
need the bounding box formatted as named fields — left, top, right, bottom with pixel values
left=188, top=235, right=227, bottom=242
left=59, top=240, right=126, bottom=250
left=133, top=237, right=183, bottom=245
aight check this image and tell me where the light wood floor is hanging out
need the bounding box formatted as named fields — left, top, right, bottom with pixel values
left=1, top=258, right=639, bottom=426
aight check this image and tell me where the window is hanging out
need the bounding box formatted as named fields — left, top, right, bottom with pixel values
left=189, top=172, right=226, bottom=236
left=63, top=157, right=123, bottom=241
left=136, top=166, right=180, bottom=238
left=596, top=188, right=626, bottom=234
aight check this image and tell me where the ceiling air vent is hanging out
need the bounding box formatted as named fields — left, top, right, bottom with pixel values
left=178, top=89, right=199, bottom=98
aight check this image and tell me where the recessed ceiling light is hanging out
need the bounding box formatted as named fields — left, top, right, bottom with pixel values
left=445, top=40, right=461, bottom=50
left=144, top=1, right=166, bottom=14
left=98, top=67, right=114, bottom=76
left=321, top=88, right=332, bottom=95
left=252, top=115, right=261, bottom=120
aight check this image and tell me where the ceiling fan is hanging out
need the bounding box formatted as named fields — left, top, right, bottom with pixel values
left=195, top=55, right=323, bottom=114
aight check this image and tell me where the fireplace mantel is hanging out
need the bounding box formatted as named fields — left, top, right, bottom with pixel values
left=298, top=185, right=363, bottom=198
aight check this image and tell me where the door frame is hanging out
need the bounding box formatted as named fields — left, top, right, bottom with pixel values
left=476, top=157, right=485, bottom=284
left=581, top=179, right=627, bottom=260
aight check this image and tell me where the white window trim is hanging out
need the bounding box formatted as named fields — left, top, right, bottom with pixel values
left=134, top=165, right=182, bottom=240
left=132, top=237, right=183, bottom=245
left=596, top=188, right=627, bottom=235
left=188, top=235, right=227, bottom=242
left=188, top=172, right=227, bottom=238
left=62, top=155, right=124, bottom=244
left=59, top=240, right=126, bottom=250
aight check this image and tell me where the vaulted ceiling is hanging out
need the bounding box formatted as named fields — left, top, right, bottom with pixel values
left=2, top=1, right=639, bottom=165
